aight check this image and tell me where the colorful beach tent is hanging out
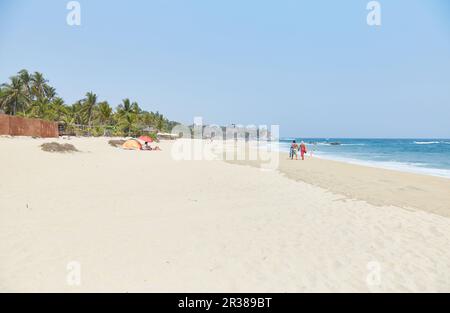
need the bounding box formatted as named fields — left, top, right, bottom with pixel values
left=122, top=139, right=142, bottom=150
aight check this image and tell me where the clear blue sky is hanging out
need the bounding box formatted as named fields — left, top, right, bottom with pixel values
left=1, top=0, right=449, bottom=138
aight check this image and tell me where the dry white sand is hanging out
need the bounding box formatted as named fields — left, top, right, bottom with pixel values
left=0, top=137, right=449, bottom=292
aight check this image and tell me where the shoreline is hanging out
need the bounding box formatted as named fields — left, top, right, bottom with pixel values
left=307, top=153, right=450, bottom=180
left=275, top=140, right=450, bottom=180
left=227, top=148, right=450, bottom=218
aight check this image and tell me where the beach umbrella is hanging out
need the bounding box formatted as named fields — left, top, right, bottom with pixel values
left=138, top=135, right=153, bottom=143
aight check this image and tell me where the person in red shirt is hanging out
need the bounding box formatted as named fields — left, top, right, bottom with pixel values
left=300, top=141, right=307, bottom=160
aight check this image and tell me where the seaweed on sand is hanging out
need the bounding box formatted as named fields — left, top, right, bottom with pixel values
left=108, top=140, right=126, bottom=148
left=41, top=142, right=79, bottom=153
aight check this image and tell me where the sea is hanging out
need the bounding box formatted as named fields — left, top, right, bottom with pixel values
left=278, top=138, right=450, bottom=179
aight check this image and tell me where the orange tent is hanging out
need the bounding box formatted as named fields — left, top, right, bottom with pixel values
left=122, top=139, right=142, bottom=150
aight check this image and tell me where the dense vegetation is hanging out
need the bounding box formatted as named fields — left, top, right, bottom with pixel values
left=0, top=70, right=179, bottom=136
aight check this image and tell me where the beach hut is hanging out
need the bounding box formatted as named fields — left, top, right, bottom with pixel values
left=142, top=126, right=155, bottom=133
left=157, top=132, right=179, bottom=140
left=122, top=139, right=142, bottom=150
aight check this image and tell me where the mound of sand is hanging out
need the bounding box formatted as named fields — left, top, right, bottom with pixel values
left=108, top=140, right=126, bottom=148
left=40, top=142, right=79, bottom=153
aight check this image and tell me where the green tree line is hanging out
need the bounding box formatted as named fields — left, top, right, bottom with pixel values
left=0, top=70, right=179, bottom=136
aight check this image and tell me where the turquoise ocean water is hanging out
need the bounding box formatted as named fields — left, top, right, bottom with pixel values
left=278, top=138, right=450, bottom=179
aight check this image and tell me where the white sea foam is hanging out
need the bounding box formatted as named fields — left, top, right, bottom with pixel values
left=310, top=142, right=366, bottom=146
left=414, top=141, right=440, bottom=145
left=315, top=142, right=330, bottom=146
left=313, top=153, right=450, bottom=179
left=280, top=138, right=296, bottom=142
left=340, top=143, right=366, bottom=146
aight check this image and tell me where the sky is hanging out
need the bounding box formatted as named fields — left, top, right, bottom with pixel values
left=0, top=0, right=449, bottom=138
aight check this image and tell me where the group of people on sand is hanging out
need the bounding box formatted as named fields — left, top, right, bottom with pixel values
left=143, top=141, right=161, bottom=151
left=289, top=140, right=307, bottom=160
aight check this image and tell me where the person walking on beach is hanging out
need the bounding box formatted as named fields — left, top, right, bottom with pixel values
left=290, top=140, right=299, bottom=160
left=300, top=141, right=307, bottom=160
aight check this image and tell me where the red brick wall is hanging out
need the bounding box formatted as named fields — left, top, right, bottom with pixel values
left=0, top=114, right=10, bottom=135
left=41, top=119, right=59, bottom=138
left=0, top=114, right=58, bottom=138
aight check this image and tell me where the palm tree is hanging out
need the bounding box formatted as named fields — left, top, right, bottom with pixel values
left=60, top=106, right=77, bottom=136
left=49, top=97, right=66, bottom=121
left=131, top=101, right=141, bottom=115
left=96, top=101, right=112, bottom=125
left=62, top=103, right=79, bottom=125
left=18, top=69, right=33, bottom=103
left=44, top=85, right=57, bottom=101
left=117, top=98, right=140, bottom=136
left=153, top=111, right=167, bottom=132
left=25, top=98, right=50, bottom=119
left=31, top=72, right=48, bottom=100
left=0, top=86, right=5, bottom=113
left=117, top=98, right=132, bottom=115
left=71, top=100, right=84, bottom=125
left=0, top=76, right=26, bottom=115
left=140, top=111, right=155, bottom=128
left=80, top=92, right=97, bottom=126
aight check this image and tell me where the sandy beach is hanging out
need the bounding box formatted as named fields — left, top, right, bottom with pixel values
left=229, top=149, right=450, bottom=218
left=1, top=137, right=450, bottom=292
